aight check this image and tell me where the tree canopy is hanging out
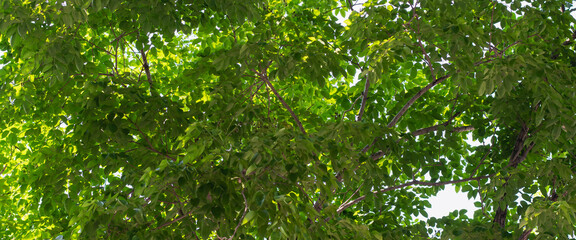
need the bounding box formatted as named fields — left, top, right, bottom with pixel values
left=1, top=0, right=576, bottom=239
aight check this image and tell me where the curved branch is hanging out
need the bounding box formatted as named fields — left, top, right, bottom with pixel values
left=341, top=95, right=362, bottom=121
left=387, top=74, right=450, bottom=128
left=337, top=174, right=493, bottom=213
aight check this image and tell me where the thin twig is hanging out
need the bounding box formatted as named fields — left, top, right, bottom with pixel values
left=404, top=1, right=433, bottom=79
left=477, top=180, right=489, bottom=218
left=471, top=146, right=492, bottom=217
left=412, top=125, right=474, bottom=136
left=472, top=146, right=493, bottom=176
left=260, top=71, right=307, bottom=135
left=356, top=75, right=370, bottom=122
left=412, top=21, right=435, bottom=80
left=49, top=77, right=73, bottom=103
left=128, top=118, right=176, bottom=161
left=342, top=95, right=362, bottom=121
left=154, top=209, right=194, bottom=230
left=111, top=30, right=137, bottom=43
left=489, top=1, right=496, bottom=55
left=78, top=34, right=114, bottom=55
left=509, top=124, right=529, bottom=167
left=341, top=183, right=364, bottom=208
left=230, top=182, right=249, bottom=240
left=336, top=174, right=494, bottom=213
left=109, top=24, right=120, bottom=75
left=411, top=111, right=466, bottom=136
left=388, top=74, right=450, bottom=128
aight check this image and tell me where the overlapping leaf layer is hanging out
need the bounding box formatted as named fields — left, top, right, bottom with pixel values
left=0, top=0, right=575, bottom=239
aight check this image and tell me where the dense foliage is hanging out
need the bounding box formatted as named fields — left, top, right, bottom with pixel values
left=1, top=0, right=575, bottom=239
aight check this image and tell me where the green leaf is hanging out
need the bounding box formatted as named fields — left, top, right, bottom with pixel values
left=158, top=160, right=169, bottom=171
left=246, top=165, right=257, bottom=175
left=478, top=81, right=486, bottom=96
left=243, top=211, right=256, bottom=225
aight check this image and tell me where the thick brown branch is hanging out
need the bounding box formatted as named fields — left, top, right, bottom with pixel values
left=508, top=125, right=532, bottom=168
left=140, top=48, right=153, bottom=90
left=519, top=229, right=532, bottom=240
left=261, top=74, right=307, bottom=135
left=494, top=125, right=536, bottom=228
left=493, top=207, right=507, bottom=228
left=387, top=74, right=450, bottom=128
left=337, top=174, right=493, bottom=213
left=514, top=142, right=535, bottom=167
left=356, top=76, right=370, bottom=122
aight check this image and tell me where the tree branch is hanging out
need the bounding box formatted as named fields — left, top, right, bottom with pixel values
left=387, top=74, right=450, bottom=128
left=364, top=125, right=473, bottom=162
left=78, top=34, right=114, bottom=56
left=495, top=124, right=535, bottom=228
left=230, top=181, right=249, bottom=240
left=337, top=174, right=493, bottom=213
left=356, top=75, right=370, bottom=122
left=128, top=118, right=176, bottom=161
left=411, top=111, right=465, bottom=136
left=260, top=73, right=307, bottom=135
left=519, top=229, right=532, bottom=240
left=137, top=143, right=177, bottom=161
left=412, top=125, right=474, bottom=136
left=342, top=95, right=362, bottom=121
left=411, top=18, right=436, bottom=80
left=154, top=209, right=194, bottom=230
left=140, top=48, right=153, bottom=91
left=111, top=30, right=138, bottom=43
left=508, top=124, right=530, bottom=167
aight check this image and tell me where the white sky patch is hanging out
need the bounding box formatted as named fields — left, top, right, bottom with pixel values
left=420, top=184, right=478, bottom=220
